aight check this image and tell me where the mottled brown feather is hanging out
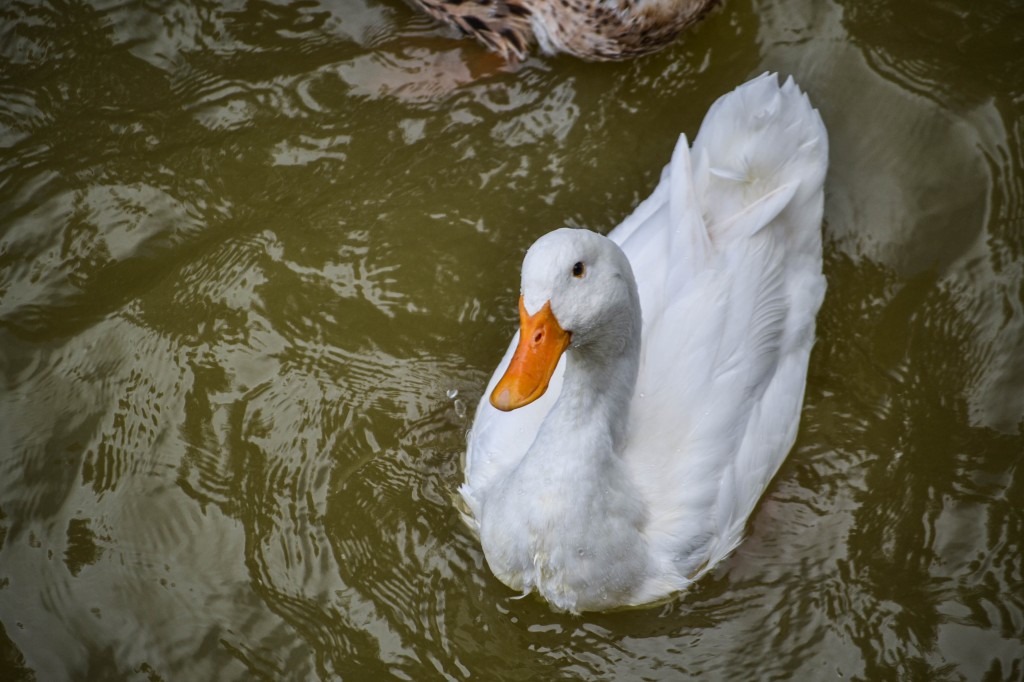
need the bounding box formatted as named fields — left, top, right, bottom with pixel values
left=416, top=0, right=535, bottom=62
left=410, top=0, right=719, bottom=62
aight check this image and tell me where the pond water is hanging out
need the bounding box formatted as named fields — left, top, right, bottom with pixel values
left=1, top=0, right=1023, bottom=679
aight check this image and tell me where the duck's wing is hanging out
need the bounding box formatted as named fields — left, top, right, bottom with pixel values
left=610, top=129, right=712, bottom=320
left=620, top=73, right=829, bottom=582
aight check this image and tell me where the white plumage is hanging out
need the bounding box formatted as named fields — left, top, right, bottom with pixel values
left=461, top=73, right=829, bottom=613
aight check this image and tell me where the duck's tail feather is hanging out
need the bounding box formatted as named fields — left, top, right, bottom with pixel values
left=615, top=72, right=828, bottom=305
left=690, top=72, right=828, bottom=249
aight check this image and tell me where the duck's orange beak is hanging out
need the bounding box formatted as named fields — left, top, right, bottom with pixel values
left=490, top=297, right=571, bottom=412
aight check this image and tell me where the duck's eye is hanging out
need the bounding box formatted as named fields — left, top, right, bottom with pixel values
left=572, top=261, right=585, bottom=278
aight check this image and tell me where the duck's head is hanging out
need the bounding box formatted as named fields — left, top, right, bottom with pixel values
left=490, top=228, right=640, bottom=412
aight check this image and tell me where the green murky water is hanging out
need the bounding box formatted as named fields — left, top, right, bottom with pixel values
left=1, top=0, right=1023, bottom=679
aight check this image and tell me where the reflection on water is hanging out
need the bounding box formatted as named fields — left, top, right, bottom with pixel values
left=1, top=0, right=1022, bottom=679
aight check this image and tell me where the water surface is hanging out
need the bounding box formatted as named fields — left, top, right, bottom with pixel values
left=1, top=0, right=1023, bottom=679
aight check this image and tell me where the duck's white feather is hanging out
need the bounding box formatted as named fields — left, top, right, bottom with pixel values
left=461, top=72, right=828, bottom=611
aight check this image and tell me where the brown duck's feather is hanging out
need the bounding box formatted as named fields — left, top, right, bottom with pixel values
left=415, top=0, right=535, bottom=63
left=411, top=0, right=718, bottom=62
left=535, top=0, right=719, bottom=60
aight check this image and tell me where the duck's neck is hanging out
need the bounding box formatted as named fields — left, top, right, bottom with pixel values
left=563, top=342, right=639, bottom=453
left=531, top=304, right=642, bottom=466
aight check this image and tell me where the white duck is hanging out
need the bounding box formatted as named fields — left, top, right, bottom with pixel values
left=460, top=73, right=828, bottom=613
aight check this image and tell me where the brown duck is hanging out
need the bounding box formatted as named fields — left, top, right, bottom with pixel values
left=412, top=0, right=720, bottom=62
